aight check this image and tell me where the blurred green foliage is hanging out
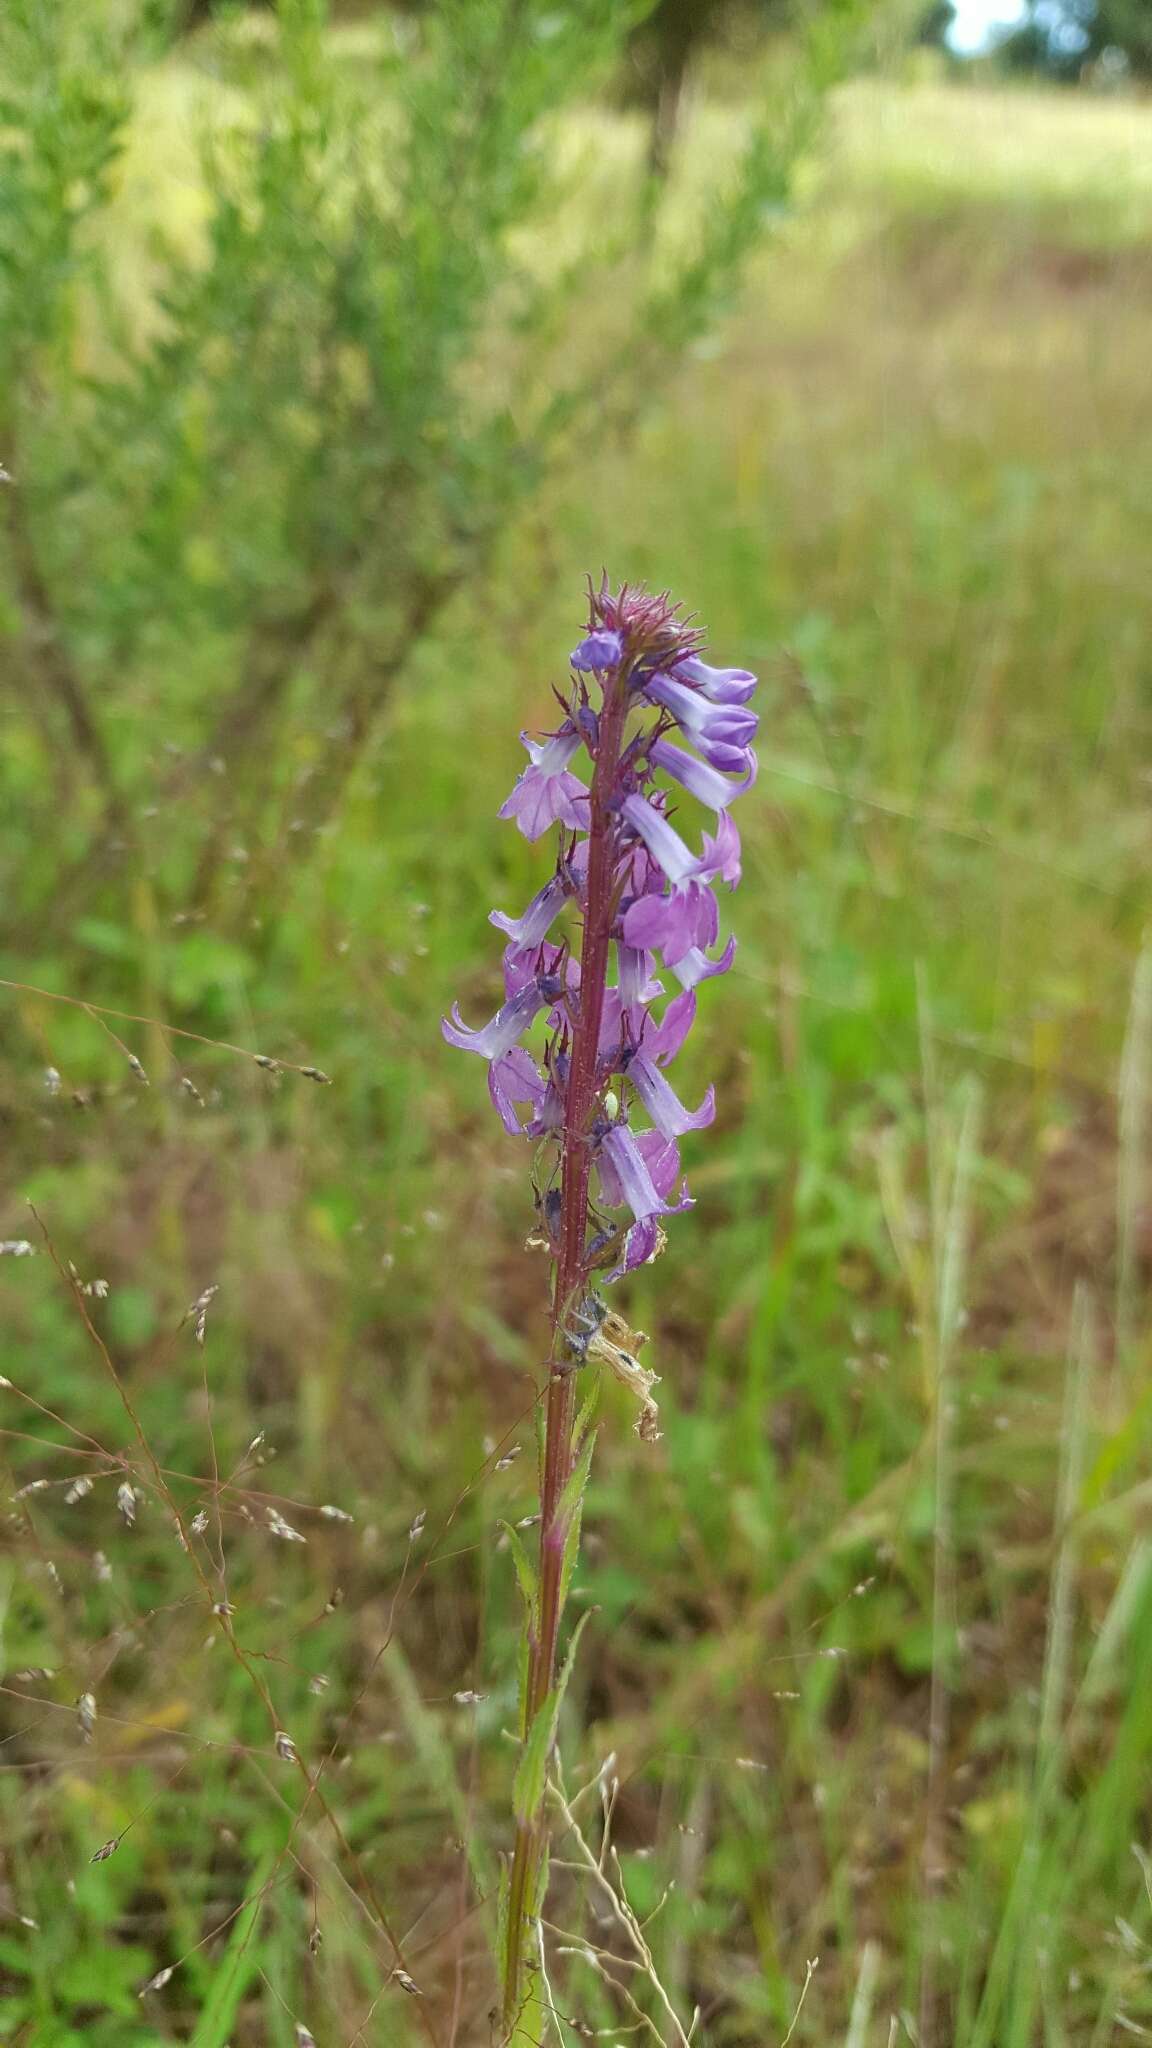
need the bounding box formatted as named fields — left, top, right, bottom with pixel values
left=0, top=0, right=858, bottom=961
left=2, top=5, right=1152, bottom=2044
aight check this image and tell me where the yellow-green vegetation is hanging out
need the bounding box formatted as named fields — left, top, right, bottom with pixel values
left=3, top=44, right=1152, bottom=2048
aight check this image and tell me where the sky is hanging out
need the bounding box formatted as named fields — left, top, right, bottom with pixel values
left=948, top=0, right=1030, bottom=51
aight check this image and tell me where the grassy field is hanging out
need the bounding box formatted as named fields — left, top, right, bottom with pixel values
left=3, top=68, right=1152, bottom=2047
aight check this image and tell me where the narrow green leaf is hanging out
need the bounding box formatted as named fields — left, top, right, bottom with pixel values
left=500, top=1520, right=538, bottom=1621
left=554, top=1608, right=593, bottom=1722
left=555, top=1424, right=597, bottom=1532
left=559, top=1473, right=591, bottom=1619
left=496, top=1854, right=510, bottom=1991
left=513, top=1688, right=559, bottom=1827
left=512, top=1612, right=593, bottom=1826
left=517, top=1620, right=532, bottom=1741
left=572, top=1373, right=600, bottom=1452
left=191, top=1852, right=275, bottom=2048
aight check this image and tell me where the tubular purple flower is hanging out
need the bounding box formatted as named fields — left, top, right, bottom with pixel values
left=598, top=1122, right=676, bottom=1222
left=672, top=655, right=758, bottom=705
left=650, top=737, right=757, bottom=811
left=620, top=793, right=698, bottom=886
left=441, top=974, right=560, bottom=1060
left=490, top=873, right=571, bottom=949
left=645, top=672, right=758, bottom=765
left=571, top=628, right=624, bottom=672
left=700, top=739, right=757, bottom=775
left=489, top=1047, right=547, bottom=1133
left=626, top=1051, right=715, bottom=1139
left=606, top=1133, right=694, bottom=1276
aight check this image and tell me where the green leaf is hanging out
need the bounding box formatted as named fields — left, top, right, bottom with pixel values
left=513, top=1687, right=559, bottom=1828
left=572, top=1373, right=600, bottom=1452
left=555, top=1424, right=597, bottom=1533
left=499, top=1520, right=538, bottom=1623
left=512, top=1610, right=593, bottom=1826
left=554, top=1609, right=593, bottom=1725
left=191, top=1853, right=275, bottom=2048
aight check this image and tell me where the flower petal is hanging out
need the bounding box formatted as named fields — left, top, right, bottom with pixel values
left=525, top=728, right=582, bottom=772
left=598, top=1124, right=673, bottom=1222
left=643, top=990, right=696, bottom=1065
left=498, top=765, right=590, bottom=841
left=698, top=812, right=742, bottom=887
left=623, top=882, right=716, bottom=967
left=571, top=629, right=624, bottom=672
left=627, top=1051, right=715, bottom=1138
left=650, top=738, right=757, bottom=811
left=673, top=656, right=758, bottom=705
left=617, top=943, right=656, bottom=1008
left=671, top=936, right=737, bottom=990
left=646, top=673, right=759, bottom=758
left=441, top=977, right=556, bottom=1060
left=620, top=794, right=698, bottom=885
left=488, top=1047, right=546, bottom=1133
left=635, top=1129, right=691, bottom=1202
left=490, top=874, right=569, bottom=948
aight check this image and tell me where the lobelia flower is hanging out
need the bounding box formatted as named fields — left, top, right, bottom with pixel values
left=442, top=575, right=757, bottom=1282
left=570, top=628, right=624, bottom=672
left=643, top=671, right=758, bottom=772
left=596, top=1121, right=691, bottom=1223
left=648, top=737, right=756, bottom=810
left=498, top=726, right=591, bottom=840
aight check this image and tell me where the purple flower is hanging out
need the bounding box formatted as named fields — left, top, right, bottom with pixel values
left=645, top=672, right=758, bottom=770
left=625, top=1050, right=715, bottom=1139
left=489, top=1047, right=547, bottom=1133
left=642, top=989, right=697, bottom=1063
left=445, top=579, right=755, bottom=1287
left=503, top=941, right=566, bottom=998
left=617, top=942, right=658, bottom=1008
left=597, top=986, right=641, bottom=1063
left=671, top=937, right=737, bottom=991
left=650, top=737, right=756, bottom=811
left=597, top=1123, right=677, bottom=1222
left=672, top=656, right=757, bottom=705
left=618, top=794, right=725, bottom=966
left=698, top=812, right=742, bottom=889
left=635, top=1130, right=692, bottom=1206
left=622, top=880, right=718, bottom=968
left=619, top=793, right=698, bottom=886
left=442, top=972, right=561, bottom=1059
left=498, top=728, right=589, bottom=841
left=607, top=1133, right=694, bottom=1276
left=613, top=1217, right=662, bottom=1274
left=571, top=629, right=624, bottom=672
left=490, top=873, right=571, bottom=950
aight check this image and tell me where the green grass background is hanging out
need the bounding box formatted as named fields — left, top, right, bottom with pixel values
left=3, top=60, right=1152, bottom=2048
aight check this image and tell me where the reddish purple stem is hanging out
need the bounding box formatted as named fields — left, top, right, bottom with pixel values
left=500, top=668, right=631, bottom=2032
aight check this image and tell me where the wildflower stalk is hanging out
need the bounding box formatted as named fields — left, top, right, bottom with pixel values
left=501, top=670, right=631, bottom=2033
left=441, top=578, right=758, bottom=2038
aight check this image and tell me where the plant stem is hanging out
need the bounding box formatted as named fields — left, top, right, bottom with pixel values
left=500, top=670, right=631, bottom=2036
